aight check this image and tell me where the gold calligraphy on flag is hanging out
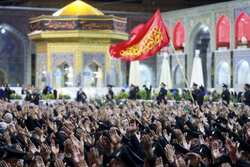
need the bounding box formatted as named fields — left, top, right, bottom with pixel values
left=120, top=26, right=163, bottom=58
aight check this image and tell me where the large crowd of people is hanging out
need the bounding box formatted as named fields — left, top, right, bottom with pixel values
left=0, top=82, right=249, bottom=167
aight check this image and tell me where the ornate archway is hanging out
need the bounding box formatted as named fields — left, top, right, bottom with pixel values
left=235, top=12, right=250, bottom=48
left=83, top=60, right=104, bottom=87
left=216, top=61, right=230, bottom=85
left=189, top=21, right=211, bottom=87
left=0, top=23, right=30, bottom=85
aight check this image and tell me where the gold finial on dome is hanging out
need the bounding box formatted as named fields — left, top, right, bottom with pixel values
left=53, top=0, right=104, bottom=16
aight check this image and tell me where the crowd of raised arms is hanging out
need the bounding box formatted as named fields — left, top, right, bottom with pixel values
left=0, top=82, right=249, bottom=167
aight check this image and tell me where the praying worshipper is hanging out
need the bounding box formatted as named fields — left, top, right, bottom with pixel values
left=76, top=87, right=87, bottom=103
left=221, top=83, right=230, bottom=105
left=157, top=82, right=167, bottom=104
left=129, top=84, right=137, bottom=100
left=243, top=83, right=250, bottom=108
left=0, top=93, right=250, bottom=167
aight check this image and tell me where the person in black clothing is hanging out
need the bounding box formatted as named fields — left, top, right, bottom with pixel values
left=221, top=83, right=230, bottom=105
left=30, top=89, right=40, bottom=105
left=106, top=84, right=114, bottom=100
left=192, top=82, right=199, bottom=102
left=157, top=82, right=167, bottom=105
left=42, top=86, right=49, bottom=95
left=143, top=85, right=152, bottom=99
left=3, top=84, right=13, bottom=102
left=76, top=88, right=87, bottom=103
left=128, top=84, right=137, bottom=100
left=53, top=89, right=58, bottom=99
left=243, top=83, right=250, bottom=107
left=197, top=85, right=204, bottom=107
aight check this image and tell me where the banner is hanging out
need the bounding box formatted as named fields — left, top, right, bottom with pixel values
left=109, top=9, right=170, bottom=62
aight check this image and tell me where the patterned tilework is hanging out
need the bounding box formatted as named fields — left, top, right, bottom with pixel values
left=234, top=7, right=250, bottom=21
left=83, top=53, right=105, bottom=70
left=52, top=53, right=74, bottom=71
left=233, top=49, right=250, bottom=67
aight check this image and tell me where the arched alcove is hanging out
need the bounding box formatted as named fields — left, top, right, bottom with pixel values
left=174, top=65, right=185, bottom=87
left=216, top=62, right=230, bottom=85
left=235, top=12, right=250, bottom=48
left=0, top=23, right=30, bottom=85
left=216, top=15, right=230, bottom=49
left=83, top=61, right=103, bottom=87
left=174, top=22, right=185, bottom=51
left=189, top=21, right=211, bottom=87
left=235, top=60, right=250, bottom=84
left=39, top=63, right=47, bottom=90
left=110, top=63, right=119, bottom=87
left=54, top=62, right=74, bottom=89
left=139, top=64, right=152, bottom=88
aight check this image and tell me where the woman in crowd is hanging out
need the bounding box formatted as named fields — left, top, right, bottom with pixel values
left=0, top=96, right=249, bottom=167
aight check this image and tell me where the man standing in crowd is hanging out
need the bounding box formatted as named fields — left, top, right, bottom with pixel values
left=106, top=84, right=114, bottom=100
left=3, top=84, right=13, bottom=102
left=192, top=82, right=199, bottom=102
left=129, top=84, right=137, bottom=100
left=197, top=85, right=204, bottom=107
left=221, top=83, right=230, bottom=105
left=157, top=82, right=167, bottom=104
left=243, top=83, right=250, bottom=108
left=30, top=89, right=40, bottom=105
left=76, top=87, right=87, bottom=103
left=143, top=84, right=152, bottom=99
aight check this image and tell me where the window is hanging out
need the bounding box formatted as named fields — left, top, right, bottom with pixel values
left=216, top=15, right=230, bottom=49
left=174, top=22, right=185, bottom=50
left=235, top=12, right=250, bottom=48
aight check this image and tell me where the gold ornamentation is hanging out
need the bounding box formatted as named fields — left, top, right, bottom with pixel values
left=120, top=25, right=163, bottom=58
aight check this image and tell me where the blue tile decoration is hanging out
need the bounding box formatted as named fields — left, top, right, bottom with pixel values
left=82, top=53, right=105, bottom=70
left=75, top=74, right=81, bottom=86
left=52, top=53, right=74, bottom=71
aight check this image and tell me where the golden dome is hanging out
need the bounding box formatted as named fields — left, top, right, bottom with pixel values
left=53, top=0, right=104, bottom=16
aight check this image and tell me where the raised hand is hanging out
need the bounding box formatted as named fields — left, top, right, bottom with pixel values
left=163, top=129, right=171, bottom=143
left=175, top=157, right=186, bottom=167
left=155, top=121, right=162, bottom=138
left=109, top=127, right=122, bottom=150
left=88, top=147, right=103, bottom=167
left=0, top=161, right=11, bottom=167
left=155, top=157, right=164, bottom=167
left=48, top=121, right=57, bottom=133
left=96, top=136, right=113, bottom=156
left=141, top=134, right=154, bottom=160
left=35, top=156, right=46, bottom=167
left=51, top=139, right=59, bottom=158
left=211, top=140, right=222, bottom=164
left=186, top=152, right=203, bottom=166
left=30, top=143, right=40, bottom=154
left=165, top=144, right=175, bottom=164
left=40, top=143, right=51, bottom=160
left=4, top=131, right=12, bottom=147
left=71, top=145, right=88, bottom=167
left=54, top=159, right=65, bottom=167
left=225, top=135, right=241, bottom=163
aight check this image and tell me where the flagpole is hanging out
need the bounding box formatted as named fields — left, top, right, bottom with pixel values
left=169, top=40, right=194, bottom=103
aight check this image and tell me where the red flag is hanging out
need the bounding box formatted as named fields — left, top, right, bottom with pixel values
left=109, top=10, right=170, bottom=62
